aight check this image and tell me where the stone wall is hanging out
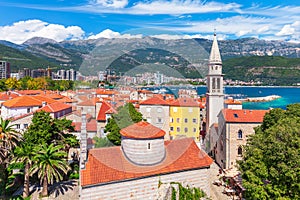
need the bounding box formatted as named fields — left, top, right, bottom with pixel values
left=81, top=168, right=210, bottom=200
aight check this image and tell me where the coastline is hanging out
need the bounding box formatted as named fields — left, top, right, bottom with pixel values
left=243, top=95, right=281, bottom=102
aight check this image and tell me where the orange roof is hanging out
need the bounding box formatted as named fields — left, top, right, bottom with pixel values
left=222, top=109, right=268, bottom=123
left=225, top=99, right=242, bottom=105
left=97, top=101, right=116, bottom=121
left=0, top=92, right=19, bottom=101
left=140, top=96, right=169, bottom=106
left=120, top=121, right=165, bottom=139
left=170, top=98, right=199, bottom=107
left=77, top=97, right=99, bottom=106
left=3, top=96, right=46, bottom=108
left=72, top=119, right=97, bottom=132
left=30, top=95, right=56, bottom=104
left=96, top=89, right=116, bottom=95
left=38, top=102, right=71, bottom=113
left=81, top=138, right=213, bottom=186
left=16, top=90, right=43, bottom=95
left=137, top=89, right=153, bottom=94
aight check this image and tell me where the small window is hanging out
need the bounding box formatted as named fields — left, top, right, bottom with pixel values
left=176, top=118, right=180, bottom=123
left=177, top=127, right=180, bottom=132
left=192, top=118, right=197, bottom=123
left=173, top=107, right=177, bottom=112
left=157, top=107, right=162, bottom=113
left=189, top=108, right=193, bottom=113
left=193, top=128, right=196, bottom=132
left=170, top=127, right=174, bottom=131
left=234, top=113, right=238, bottom=118
left=238, top=130, right=243, bottom=139
left=238, top=146, right=243, bottom=156
left=148, top=143, right=151, bottom=150
left=157, top=118, right=162, bottom=123
left=184, top=118, right=188, bottom=123
left=15, top=124, right=20, bottom=129
left=27, top=108, right=31, bottom=113
left=170, top=118, right=173, bottom=123
left=184, top=127, right=188, bottom=133
left=24, top=124, right=28, bottom=129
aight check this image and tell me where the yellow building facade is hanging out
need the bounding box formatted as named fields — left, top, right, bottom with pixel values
left=169, top=98, right=200, bottom=140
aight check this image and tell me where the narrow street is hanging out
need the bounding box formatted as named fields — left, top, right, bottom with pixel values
left=209, top=162, right=233, bottom=200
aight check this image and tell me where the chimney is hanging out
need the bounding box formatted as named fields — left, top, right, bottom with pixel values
left=80, top=112, right=88, bottom=169
left=42, top=101, right=47, bottom=107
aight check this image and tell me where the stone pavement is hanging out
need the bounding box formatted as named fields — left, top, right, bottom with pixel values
left=209, top=162, right=234, bottom=200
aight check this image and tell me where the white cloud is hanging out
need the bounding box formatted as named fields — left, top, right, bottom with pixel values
left=276, top=24, right=295, bottom=36
left=88, top=29, right=142, bottom=39
left=90, top=0, right=128, bottom=8
left=0, top=19, right=84, bottom=44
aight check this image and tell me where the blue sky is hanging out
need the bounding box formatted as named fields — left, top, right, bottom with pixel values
left=0, top=0, right=299, bottom=44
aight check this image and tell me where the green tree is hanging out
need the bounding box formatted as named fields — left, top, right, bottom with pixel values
left=24, top=111, right=75, bottom=146
left=93, top=137, right=113, bottom=148
left=0, top=118, right=20, bottom=197
left=238, top=104, right=300, bottom=199
left=11, top=143, right=34, bottom=198
left=30, top=144, right=70, bottom=197
left=0, top=79, right=7, bottom=91
left=5, top=77, right=21, bottom=90
left=106, top=103, right=143, bottom=145
left=0, top=118, right=20, bottom=163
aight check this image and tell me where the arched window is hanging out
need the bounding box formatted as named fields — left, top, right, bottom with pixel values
left=238, top=146, right=243, bottom=156
left=238, top=129, right=243, bottom=139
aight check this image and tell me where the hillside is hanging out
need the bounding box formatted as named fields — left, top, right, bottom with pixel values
left=0, top=37, right=300, bottom=85
left=223, top=56, right=300, bottom=85
left=0, top=44, right=59, bottom=72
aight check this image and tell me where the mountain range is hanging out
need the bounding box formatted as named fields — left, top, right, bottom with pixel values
left=0, top=37, right=300, bottom=84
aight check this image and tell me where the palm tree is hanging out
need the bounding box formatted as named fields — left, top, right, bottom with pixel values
left=0, top=118, right=20, bottom=197
left=12, top=143, right=34, bottom=198
left=0, top=118, right=20, bottom=164
left=30, top=144, right=70, bottom=197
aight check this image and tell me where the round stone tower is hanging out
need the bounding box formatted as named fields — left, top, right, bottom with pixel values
left=120, top=121, right=166, bottom=166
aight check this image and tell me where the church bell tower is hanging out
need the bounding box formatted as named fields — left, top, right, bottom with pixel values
left=206, top=32, right=224, bottom=132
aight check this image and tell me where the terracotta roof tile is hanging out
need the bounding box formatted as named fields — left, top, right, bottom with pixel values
left=170, top=98, right=199, bottom=107
left=120, top=121, right=166, bottom=139
left=225, top=99, right=242, bottom=105
left=72, top=119, right=97, bottom=132
left=2, top=95, right=50, bottom=108
left=96, top=89, right=116, bottom=95
left=0, top=92, right=19, bottom=101
left=222, top=109, right=268, bottom=123
left=81, top=138, right=213, bottom=186
left=38, top=102, right=72, bottom=113
left=77, top=97, right=99, bottom=106
left=97, top=101, right=116, bottom=121
left=140, top=96, right=169, bottom=105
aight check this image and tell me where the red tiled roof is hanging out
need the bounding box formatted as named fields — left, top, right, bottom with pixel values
left=3, top=95, right=47, bottom=108
left=137, top=89, right=153, bottom=94
left=170, top=98, right=199, bottom=107
left=120, top=121, right=165, bottom=139
left=222, top=109, right=268, bottom=123
left=140, top=96, right=169, bottom=105
left=96, top=89, right=116, bottom=95
left=0, top=92, right=19, bottom=101
left=72, top=119, right=97, bottom=132
left=30, top=95, right=56, bottom=104
left=38, top=102, right=71, bottom=113
left=81, top=138, right=213, bottom=186
left=77, top=97, right=99, bottom=106
left=225, top=99, right=242, bottom=105
left=97, top=101, right=116, bottom=121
